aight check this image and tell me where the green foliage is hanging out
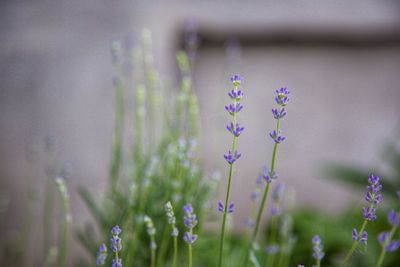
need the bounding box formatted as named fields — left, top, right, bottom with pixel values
left=77, top=31, right=217, bottom=267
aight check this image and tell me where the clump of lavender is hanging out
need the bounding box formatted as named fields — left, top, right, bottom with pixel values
left=312, top=235, right=325, bottom=267
left=342, top=174, right=382, bottom=264
left=165, top=201, right=179, bottom=267
left=375, top=209, right=400, bottom=267
left=96, top=225, right=122, bottom=267
left=245, top=87, right=290, bottom=266
left=218, top=75, right=244, bottom=267
left=144, top=216, right=157, bottom=267
left=183, top=203, right=197, bottom=267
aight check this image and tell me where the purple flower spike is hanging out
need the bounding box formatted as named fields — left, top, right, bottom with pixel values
left=275, top=87, right=290, bottom=107
left=385, top=240, right=400, bottom=252
left=224, top=150, right=241, bottom=164
left=218, top=200, right=225, bottom=213
left=360, top=231, right=368, bottom=244
left=362, top=174, right=382, bottom=221
left=230, top=74, right=242, bottom=86
left=269, top=130, right=286, bottom=144
left=183, top=204, right=198, bottom=228
left=378, top=231, right=389, bottom=245
left=225, top=102, right=243, bottom=115
left=272, top=108, right=287, bottom=119
left=111, top=225, right=122, bottom=236
left=96, top=243, right=108, bottom=265
left=226, top=122, right=245, bottom=137
left=352, top=228, right=358, bottom=241
left=228, top=202, right=235, bottom=213
left=388, top=209, right=399, bottom=226
left=363, top=207, right=377, bottom=221
left=312, top=235, right=325, bottom=261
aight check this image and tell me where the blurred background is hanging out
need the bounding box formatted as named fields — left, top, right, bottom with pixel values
left=1, top=0, right=400, bottom=266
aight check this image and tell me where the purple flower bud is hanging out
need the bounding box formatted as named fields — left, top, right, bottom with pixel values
left=111, top=258, right=122, bottom=267
left=111, top=225, right=122, bottom=236
left=218, top=200, right=224, bottom=213
left=262, top=167, right=278, bottom=183
left=363, top=206, right=377, bottom=221
left=183, top=232, right=198, bottom=244
left=225, top=102, right=243, bottom=115
left=228, top=89, right=244, bottom=100
left=226, top=122, right=245, bottom=137
left=352, top=228, right=358, bottom=241
left=272, top=108, right=287, bottom=119
left=230, top=74, right=242, bottom=86
left=385, top=240, right=400, bottom=252
left=183, top=203, right=198, bottom=229
left=224, top=150, right=241, bottom=164
left=360, top=231, right=368, bottom=244
left=378, top=231, right=389, bottom=245
left=362, top=174, right=382, bottom=221
left=388, top=209, right=399, bottom=226
left=228, top=202, right=235, bottom=213
left=269, top=130, right=286, bottom=144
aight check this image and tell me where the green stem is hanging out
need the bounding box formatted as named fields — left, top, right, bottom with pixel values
left=342, top=220, right=368, bottom=265
left=188, top=229, right=193, bottom=267
left=244, top=117, right=281, bottom=267
left=150, top=237, right=156, bottom=267
left=316, top=258, right=321, bottom=267
left=218, top=87, right=239, bottom=267
left=59, top=196, right=71, bottom=267
left=173, top=236, right=178, bottom=267
left=375, top=224, right=398, bottom=267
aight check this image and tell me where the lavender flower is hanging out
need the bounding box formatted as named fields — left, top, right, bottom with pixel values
left=352, top=229, right=368, bottom=244
left=360, top=231, right=368, bottom=244
left=388, top=209, right=399, bottom=226
left=352, top=228, right=358, bottom=241
left=228, top=89, right=243, bottom=100
left=183, top=203, right=198, bottom=244
left=144, top=216, right=157, bottom=249
left=312, top=235, right=325, bottom=261
left=363, top=174, right=382, bottom=221
left=269, top=130, right=286, bottom=144
left=272, top=108, right=287, bottom=119
left=217, top=200, right=234, bottom=213
left=262, top=167, right=278, bottom=183
left=224, top=150, right=241, bottom=164
left=378, top=231, right=390, bottom=245
left=230, top=74, right=242, bottom=86
left=275, top=87, right=290, bottom=106
left=385, top=240, right=400, bottom=252
left=110, top=225, right=122, bottom=252
left=183, top=204, right=198, bottom=228
left=225, top=102, right=243, bottom=115
left=112, top=258, right=122, bottom=267
left=165, top=201, right=179, bottom=237
left=96, top=243, right=107, bottom=265
left=226, top=122, right=245, bottom=137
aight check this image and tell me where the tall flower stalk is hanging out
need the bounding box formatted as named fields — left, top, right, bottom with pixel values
left=342, top=174, right=382, bottom=265
left=245, top=87, right=290, bottom=266
left=165, top=201, right=179, bottom=267
left=144, top=216, right=157, bottom=267
left=183, top=204, right=198, bottom=267
left=218, top=75, right=244, bottom=267
left=312, top=235, right=325, bottom=267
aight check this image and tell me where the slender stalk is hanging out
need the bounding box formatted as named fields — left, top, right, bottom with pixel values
left=245, top=118, right=281, bottom=267
left=342, top=220, right=368, bottom=265
left=218, top=84, right=239, bottom=267
left=55, top=177, right=71, bottom=267
left=375, top=224, right=398, bottom=267
left=150, top=235, right=156, bottom=267
left=188, top=229, right=193, bottom=267
left=173, top=236, right=178, bottom=267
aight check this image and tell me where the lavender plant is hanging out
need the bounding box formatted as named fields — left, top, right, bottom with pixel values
left=165, top=201, right=179, bottom=267
left=244, top=87, right=290, bottom=266
left=342, top=174, right=383, bottom=265
left=311, top=235, right=325, bottom=267
left=183, top=204, right=198, bottom=267
left=144, top=216, right=157, bottom=267
left=218, top=75, right=244, bottom=267
left=96, top=225, right=123, bottom=267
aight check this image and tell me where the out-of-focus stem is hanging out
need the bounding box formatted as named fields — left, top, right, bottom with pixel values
left=342, top=219, right=368, bottom=265
left=375, top=223, right=398, bottom=267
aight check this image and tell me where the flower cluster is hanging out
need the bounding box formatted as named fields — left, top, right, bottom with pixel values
left=165, top=201, right=179, bottom=237
left=362, top=174, right=382, bottom=221
left=96, top=225, right=123, bottom=266
left=262, top=167, right=278, bottom=184
left=312, top=235, right=325, bottom=261
left=269, top=87, right=290, bottom=144
left=224, top=74, right=244, bottom=165
left=183, top=203, right=198, bottom=244
left=144, top=216, right=157, bottom=250
left=352, top=228, right=368, bottom=244
left=217, top=200, right=235, bottom=214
